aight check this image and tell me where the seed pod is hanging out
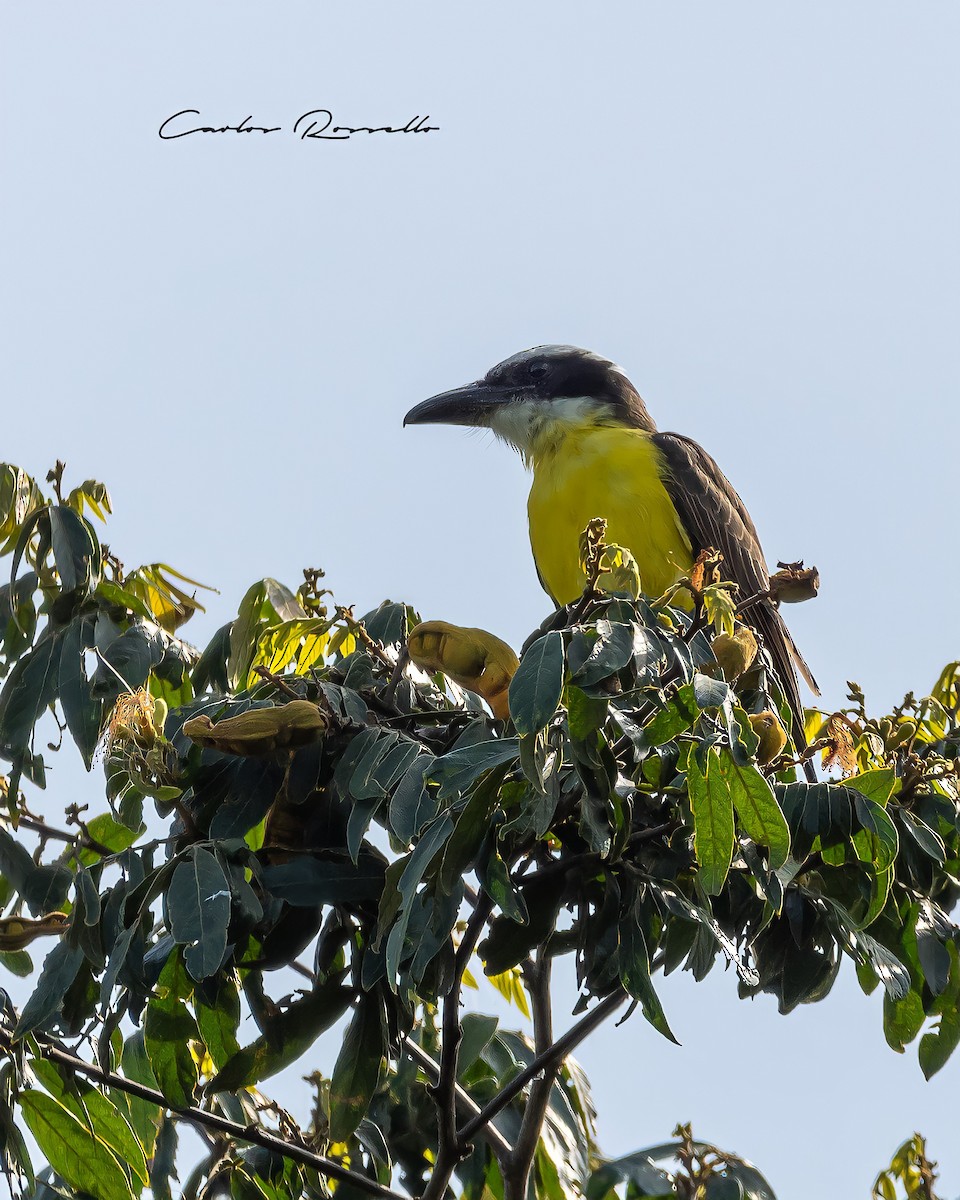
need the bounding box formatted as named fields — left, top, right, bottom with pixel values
left=712, top=626, right=759, bottom=682
left=0, top=911, right=69, bottom=951
left=749, top=710, right=788, bottom=765
left=183, top=700, right=327, bottom=757
left=408, top=621, right=519, bottom=721
left=769, top=564, right=820, bottom=604
left=893, top=719, right=917, bottom=747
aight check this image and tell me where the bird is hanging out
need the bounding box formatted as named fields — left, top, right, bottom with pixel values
left=404, top=345, right=818, bottom=778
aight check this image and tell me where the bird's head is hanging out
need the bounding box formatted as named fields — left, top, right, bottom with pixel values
left=404, top=345, right=656, bottom=461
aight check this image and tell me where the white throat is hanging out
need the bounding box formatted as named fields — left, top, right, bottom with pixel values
left=487, top=396, right=599, bottom=462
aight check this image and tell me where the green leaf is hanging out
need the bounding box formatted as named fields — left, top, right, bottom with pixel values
left=439, top=764, right=509, bottom=892
left=167, top=849, right=231, bottom=981
left=149, top=1118, right=178, bottom=1200
left=58, top=614, right=104, bottom=768
left=456, top=1014, right=499, bottom=1077
left=898, top=809, right=946, bottom=865
left=20, top=1091, right=135, bottom=1200
left=119, top=1032, right=162, bottom=1157
left=480, top=848, right=527, bottom=923
left=642, top=684, right=699, bottom=748
left=79, top=812, right=143, bottom=866
left=716, top=750, right=790, bottom=869
left=0, top=949, right=32, bottom=976
left=195, top=977, right=241, bottom=1071
left=228, top=580, right=302, bottom=689
left=588, top=1150, right=673, bottom=1199
left=208, top=977, right=352, bottom=1093
left=565, top=686, right=608, bottom=741
left=30, top=1059, right=149, bottom=1186
left=15, top=942, right=84, bottom=1037
left=687, top=748, right=734, bottom=896
left=692, top=672, right=731, bottom=710
left=482, top=875, right=566, bottom=976
left=568, top=621, right=637, bottom=688
left=92, top=622, right=165, bottom=698
left=143, top=993, right=200, bottom=1108
left=618, top=912, right=678, bottom=1043
left=0, top=626, right=65, bottom=750
left=853, top=796, right=899, bottom=870
left=919, top=941, right=960, bottom=1079
left=508, top=631, right=564, bottom=736
left=384, top=814, right=454, bottom=984
left=389, top=755, right=436, bottom=844
left=883, top=987, right=925, bottom=1053
left=261, top=853, right=385, bottom=906
left=843, top=767, right=899, bottom=807
left=49, top=505, right=99, bottom=596
left=427, top=739, right=519, bottom=802
left=329, top=996, right=385, bottom=1141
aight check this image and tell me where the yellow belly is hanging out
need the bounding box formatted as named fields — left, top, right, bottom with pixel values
left=527, top=426, right=693, bottom=605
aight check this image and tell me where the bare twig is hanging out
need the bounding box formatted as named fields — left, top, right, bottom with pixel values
left=7, top=813, right=114, bottom=859
left=285, top=958, right=512, bottom=1163
left=384, top=645, right=411, bottom=704
left=334, top=606, right=395, bottom=670
left=735, top=587, right=770, bottom=616
left=504, top=953, right=554, bottom=1200
left=402, top=1038, right=513, bottom=1161
left=458, top=988, right=628, bottom=1145
left=421, top=893, right=494, bottom=1200
left=252, top=665, right=302, bottom=700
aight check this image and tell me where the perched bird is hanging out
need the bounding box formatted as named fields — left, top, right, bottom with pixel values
left=404, top=345, right=818, bottom=777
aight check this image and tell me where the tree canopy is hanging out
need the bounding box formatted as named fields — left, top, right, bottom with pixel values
left=0, top=461, right=958, bottom=1200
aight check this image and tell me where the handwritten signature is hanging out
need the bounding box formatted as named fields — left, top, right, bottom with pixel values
left=159, top=109, right=439, bottom=141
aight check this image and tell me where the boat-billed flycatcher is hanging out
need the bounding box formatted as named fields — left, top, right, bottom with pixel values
left=404, top=345, right=817, bottom=774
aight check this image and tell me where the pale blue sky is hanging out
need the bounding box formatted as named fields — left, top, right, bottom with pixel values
left=2, top=3, right=959, bottom=1196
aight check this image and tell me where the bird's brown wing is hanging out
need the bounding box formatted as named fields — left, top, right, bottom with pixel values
left=653, top=432, right=818, bottom=773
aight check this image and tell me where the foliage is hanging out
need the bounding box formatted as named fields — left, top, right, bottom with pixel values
left=0, top=462, right=958, bottom=1200
left=872, top=1134, right=941, bottom=1200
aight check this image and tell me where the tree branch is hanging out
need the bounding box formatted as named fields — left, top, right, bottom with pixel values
left=287, top=957, right=513, bottom=1161
left=421, top=891, right=494, bottom=1200
left=401, top=1037, right=513, bottom=1161
left=458, top=988, right=628, bottom=1145
left=8, top=812, right=114, bottom=859
left=504, top=952, right=554, bottom=1200
left=21, top=1033, right=408, bottom=1200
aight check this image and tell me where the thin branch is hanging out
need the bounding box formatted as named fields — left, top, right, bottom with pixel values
left=7, top=813, right=114, bottom=859
left=286, top=959, right=513, bottom=1163
left=21, top=1033, right=408, bottom=1200
left=252, top=665, right=302, bottom=700
left=504, top=953, right=554, bottom=1200
left=734, top=587, right=769, bottom=616
left=458, top=988, right=628, bottom=1145
left=384, top=645, right=411, bottom=704
left=421, top=892, right=494, bottom=1200
left=334, top=606, right=395, bottom=670
left=401, top=1038, right=513, bottom=1161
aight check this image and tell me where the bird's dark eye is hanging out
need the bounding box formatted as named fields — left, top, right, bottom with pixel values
left=527, top=362, right=548, bottom=382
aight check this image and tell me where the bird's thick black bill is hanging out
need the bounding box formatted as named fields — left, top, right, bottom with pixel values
left=403, top=382, right=515, bottom=427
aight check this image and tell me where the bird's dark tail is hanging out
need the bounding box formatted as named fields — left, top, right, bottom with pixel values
left=751, top=602, right=818, bottom=785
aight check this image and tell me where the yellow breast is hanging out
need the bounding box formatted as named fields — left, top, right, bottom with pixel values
left=527, top=426, right=693, bottom=606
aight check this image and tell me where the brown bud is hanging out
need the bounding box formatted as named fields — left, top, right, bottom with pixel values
left=769, top=564, right=820, bottom=604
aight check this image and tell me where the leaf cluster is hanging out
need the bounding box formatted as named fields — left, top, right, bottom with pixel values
left=0, top=464, right=957, bottom=1200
